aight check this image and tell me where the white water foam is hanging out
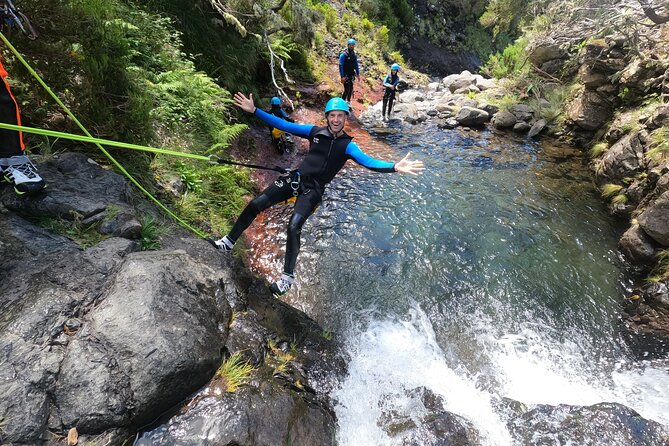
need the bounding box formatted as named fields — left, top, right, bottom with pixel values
left=333, top=305, right=513, bottom=446
left=334, top=304, right=669, bottom=446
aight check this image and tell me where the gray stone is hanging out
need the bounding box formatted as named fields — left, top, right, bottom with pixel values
left=567, top=87, right=613, bottom=131
left=492, top=111, right=517, bottom=129
left=53, top=250, right=231, bottom=432
left=474, top=76, right=497, bottom=91
left=478, top=102, right=499, bottom=116
left=649, top=105, right=669, bottom=130
left=437, top=118, right=459, bottom=129
left=528, top=119, right=548, bottom=138
left=508, top=402, right=669, bottom=446
left=596, top=131, right=649, bottom=185
left=513, top=122, right=532, bottom=132
left=455, top=107, right=489, bottom=127
left=529, top=44, right=565, bottom=66
left=638, top=191, right=669, bottom=246
left=99, top=211, right=142, bottom=239
left=1, top=152, right=132, bottom=220
left=140, top=382, right=336, bottom=446
left=619, top=225, right=658, bottom=264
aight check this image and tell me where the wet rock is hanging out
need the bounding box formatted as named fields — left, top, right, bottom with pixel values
left=619, top=224, right=658, bottom=264
left=492, top=111, right=517, bottom=129
left=624, top=281, right=669, bottom=357
left=508, top=402, right=669, bottom=446
left=377, top=387, right=482, bottom=446
left=540, top=59, right=566, bottom=75
left=455, top=107, right=489, bottom=127
left=513, top=122, right=532, bottom=133
left=638, top=190, right=669, bottom=246
left=605, top=110, right=641, bottom=143
left=139, top=381, right=336, bottom=446
left=511, top=104, right=535, bottom=122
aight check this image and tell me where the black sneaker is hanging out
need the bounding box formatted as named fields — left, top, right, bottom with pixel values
left=269, top=273, right=294, bottom=296
left=0, top=155, right=46, bottom=195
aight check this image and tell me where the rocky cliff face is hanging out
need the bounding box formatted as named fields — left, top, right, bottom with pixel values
left=0, top=153, right=341, bottom=445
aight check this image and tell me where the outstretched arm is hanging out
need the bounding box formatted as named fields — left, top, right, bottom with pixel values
left=234, top=92, right=312, bottom=138
left=346, top=143, right=425, bottom=175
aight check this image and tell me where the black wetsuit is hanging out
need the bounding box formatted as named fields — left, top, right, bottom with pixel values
left=339, top=48, right=359, bottom=102
left=382, top=73, right=400, bottom=118
left=226, top=108, right=395, bottom=275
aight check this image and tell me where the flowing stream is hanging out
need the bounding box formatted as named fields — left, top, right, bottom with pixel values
left=258, top=121, right=669, bottom=445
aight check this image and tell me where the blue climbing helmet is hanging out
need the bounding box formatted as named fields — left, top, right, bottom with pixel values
left=347, top=38, right=356, bottom=45
left=391, top=63, right=400, bottom=71
left=325, top=97, right=350, bottom=115
left=270, top=96, right=281, bottom=105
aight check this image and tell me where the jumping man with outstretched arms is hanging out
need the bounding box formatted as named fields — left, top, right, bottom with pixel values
left=211, top=93, right=424, bottom=296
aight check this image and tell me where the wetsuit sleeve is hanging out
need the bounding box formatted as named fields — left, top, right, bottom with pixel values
left=254, top=108, right=313, bottom=138
left=393, top=76, right=400, bottom=87
left=383, top=75, right=393, bottom=88
left=345, top=142, right=395, bottom=173
left=339, top=53, right=345, bottom=77
left=355, top=58, right=360, bottom=77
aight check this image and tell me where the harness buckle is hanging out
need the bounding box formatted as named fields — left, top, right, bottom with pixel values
left=290, top=171, right=301, bottom=196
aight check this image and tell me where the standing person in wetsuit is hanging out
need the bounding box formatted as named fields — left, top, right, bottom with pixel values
left=0, top=55, right=45, bottom=194
left=382, top=63, right=400, bottom=120
left=211, top=93, right=425, bottom=296
left=339, top=38, right=360, bottom=104
left=267, top=96, right=294, bottom=154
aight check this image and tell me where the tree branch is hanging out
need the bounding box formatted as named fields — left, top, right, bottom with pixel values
left=638, top=0, right=669, bottom=24
left=271, top=0, right=289, bottom=13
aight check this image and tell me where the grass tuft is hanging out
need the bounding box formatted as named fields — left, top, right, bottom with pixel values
left=601, top=183, right=623, bottom=199
left=215, top=352, right=255, bottom=393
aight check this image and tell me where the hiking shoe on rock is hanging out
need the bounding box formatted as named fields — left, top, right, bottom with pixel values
left=0, top=155, right=46, bottom=195
left=208, top=235, right=234, bottom=252
left=270, top=273, right=294, bottom=296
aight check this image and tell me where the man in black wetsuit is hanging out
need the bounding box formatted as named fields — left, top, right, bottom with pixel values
left=211, top=93, right=424, bottom=296
left=339, top=39, right=360, bottom=104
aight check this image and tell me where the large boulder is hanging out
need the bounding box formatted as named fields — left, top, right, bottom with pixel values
left=638, top=190, right=669, bottom=246
left=448, top=71, right=476, bottom=93
left=53, top=250, right=231, bottom=432
left=455, top=107, right=489, bottom=127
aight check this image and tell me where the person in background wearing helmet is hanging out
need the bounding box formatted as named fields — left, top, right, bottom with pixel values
left=267, top=96, right=295, bottom=154
left=339, top=38, right=360, bottom=105
left=0, top=55, right=45, bottom=194
left=212, top=92, right=425, bottom=296
left=382, top=63, right=401, bottom=121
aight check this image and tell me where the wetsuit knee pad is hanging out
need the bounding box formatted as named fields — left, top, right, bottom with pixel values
left=287, top=213, right=306, bottom=236
left=250, top=194, right=272, bottom=213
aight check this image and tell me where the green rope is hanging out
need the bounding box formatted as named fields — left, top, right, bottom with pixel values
left=0, top=31, right=209, bottom=239
left=0, top=122, right=211, bottom=161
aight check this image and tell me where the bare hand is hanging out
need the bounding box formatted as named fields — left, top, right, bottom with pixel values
left=394, top=152, right=425, bottom=176
left=341, top=77, right=347, bottom=84
left=233, top=92, right=256, bottom=113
